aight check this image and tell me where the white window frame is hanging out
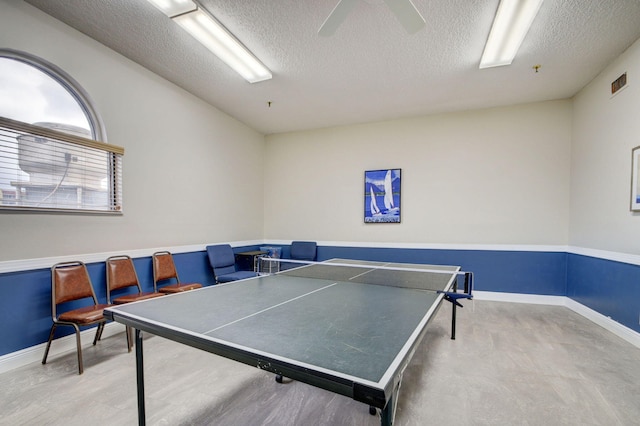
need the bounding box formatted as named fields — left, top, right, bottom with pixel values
left=0, top=49, right=123, bottom=214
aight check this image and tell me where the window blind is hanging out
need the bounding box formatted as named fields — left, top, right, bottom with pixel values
left=0, top=116, right=124, bottom=213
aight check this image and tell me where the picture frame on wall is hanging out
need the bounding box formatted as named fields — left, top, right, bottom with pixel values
left=632, top=146, right=640, bottom=212
left=364, top=169, right=401, bottom=223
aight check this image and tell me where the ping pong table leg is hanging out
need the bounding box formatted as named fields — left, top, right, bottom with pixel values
left=379, top=392, right=396, bottom=426
left=378, top=377, right=401, bottom=426
left=451, top=277, right=458, bottom=340
left=451, top=272, right=473, bottom=340
left=135, top=329, right=146, bottom=426
left=451, top=303, right=457, bottom=340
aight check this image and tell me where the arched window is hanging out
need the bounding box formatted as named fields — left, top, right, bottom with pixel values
left=0, top=49, right=122, bottom=213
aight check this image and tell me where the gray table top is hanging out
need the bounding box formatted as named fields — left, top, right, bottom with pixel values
left=105, top=259, right=459, bottom=405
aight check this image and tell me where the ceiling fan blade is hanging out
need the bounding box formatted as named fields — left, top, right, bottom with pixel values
left=318, top=0, right=359, bottom=37
left=383, top=0, right=426, bottom=34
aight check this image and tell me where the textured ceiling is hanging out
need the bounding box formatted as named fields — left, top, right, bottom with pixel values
left=23, top=0, right=640, bottom=135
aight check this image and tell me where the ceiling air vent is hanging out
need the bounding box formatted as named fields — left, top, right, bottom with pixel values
left=611, top=72, right=627, bottom=95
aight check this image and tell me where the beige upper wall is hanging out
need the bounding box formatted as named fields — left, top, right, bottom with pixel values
left=571, top=37, right=640, bottom=255
left=4, top=0, right=636, bottom=261
left=0, top=1, right=265, bottom=261
left=264, top=100, right=572, bottom=245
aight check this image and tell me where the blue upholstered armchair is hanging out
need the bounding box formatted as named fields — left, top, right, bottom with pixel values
left=290, top=241, right=317, bottom=261
left=280, top=241, right=318, bottom=271
left=206, top=244, right=258, bottom=283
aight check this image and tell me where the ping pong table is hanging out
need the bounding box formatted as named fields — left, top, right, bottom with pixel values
left=104, top=258, right=472, bottom=425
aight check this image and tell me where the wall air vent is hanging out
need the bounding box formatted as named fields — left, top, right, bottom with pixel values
left=611, top=72, right=627, bottom=95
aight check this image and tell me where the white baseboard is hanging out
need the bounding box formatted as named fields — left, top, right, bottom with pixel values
left=2, top=293, right=638, bottom=375
left=564, top=298, right=640, bottom=348
left=473, top=290, right=567, bottom=305
left=474, top=291, right=640, bottom=349
left=0, top=321, right=125, bottom=375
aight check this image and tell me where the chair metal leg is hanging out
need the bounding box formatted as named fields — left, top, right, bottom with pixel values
left=126, top=326, right=133, bottom=352
left=43, top=321, right=111, bottom=374
left=93, top=322, right=105, bottom=345
left=41, top=324, right=57, bottom=365
left=73, top=324, right=84, bottom=375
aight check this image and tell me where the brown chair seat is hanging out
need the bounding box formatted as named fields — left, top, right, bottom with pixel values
left=157, top=283, right=202, bottom=293
left=113, top=291, right=164, bottom=304
left=58, top=304, right=111, bottom=324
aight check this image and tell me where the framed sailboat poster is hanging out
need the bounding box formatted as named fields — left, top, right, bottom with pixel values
left=364, top=169, right=401, bottom=223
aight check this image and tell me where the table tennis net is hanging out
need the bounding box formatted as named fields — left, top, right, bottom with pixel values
left=257, top=258, right=461, bottom=292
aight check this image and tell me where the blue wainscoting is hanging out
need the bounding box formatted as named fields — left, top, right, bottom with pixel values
left=567, top=254, right=640, bottom=333
left=1, top=244, right=638, bottom=359
left=0, top=250, right=217, bottom=357
left=0, top=267, right=52, bottom=357
left=316, top=246, right=568, bottom=295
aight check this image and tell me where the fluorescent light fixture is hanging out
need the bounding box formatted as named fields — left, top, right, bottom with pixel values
left=145, top=0, right=272, bottom=83
left=479, top=0, right=543, bottom=69
left=173, top=9, right=272, bottom=83
left=146, top=0, right=196, bottom=17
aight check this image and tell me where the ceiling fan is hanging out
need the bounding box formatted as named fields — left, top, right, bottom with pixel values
left=318, top=0, right=426, bottom=36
